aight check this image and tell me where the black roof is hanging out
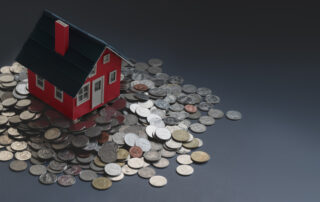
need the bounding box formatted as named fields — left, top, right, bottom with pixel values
left=16, top=10, right=132, bottom=97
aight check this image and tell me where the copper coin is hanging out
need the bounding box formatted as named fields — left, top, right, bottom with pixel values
left=98, top=131, right=109, bottom=144
left=133, top=84, right=149, bottom=91
left=129, top=146, right=143, bottom=158
left=184, top=105, right=197, bottom=113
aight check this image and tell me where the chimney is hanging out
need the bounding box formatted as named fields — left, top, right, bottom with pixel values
left=55, top=20, right=69, bottom=56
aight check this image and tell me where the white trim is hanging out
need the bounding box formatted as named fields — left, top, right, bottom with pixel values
left=54, top=87, right=64, bottom=102
left=88, top=64, right=97, bottom=78
left=109, top=70, right=117, bottom=84
left=76, top=82, right=90, bottom=106
left=103, top=54, right=110, bottom=64
left=56, top=20, right=68, bottom=27
left=92, top=76, right=104, bottom=108
left=35, top=74, right=45, bottom=90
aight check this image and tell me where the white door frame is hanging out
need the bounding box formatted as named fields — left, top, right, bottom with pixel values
left=91, top=76, right=104, bottom=108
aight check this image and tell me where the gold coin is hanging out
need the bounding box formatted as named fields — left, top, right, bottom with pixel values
left=182, top=138, right=199, bottom=149
left=190, top=151, right=210, bottom=163
left=117, top=148, right=129, bottom=161
left=92, top=177, right=112, bottom=190
left=172, top=130, right=190, bottom=142
left=94, top=156, right=106, bottom=167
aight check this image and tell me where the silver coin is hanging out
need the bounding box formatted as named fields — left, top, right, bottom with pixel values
left=189, top=123, right=207, bottom=133
left=15, top=83, right=29, bottom=95
left=176, top=165, right=194, bottom=176
left=160, top=149, right=176, bottom=158
left=197, top=87, right=212, bottom=96
left=109, top=172, right=124, bottom=182
left=128, top=157, right=144, bottom=169
left=149, top=175, right=167, bottom=187
left=138, top=167, right=156, bottom=179
left=79, top=170, right=98, bottom=181
left=104, top=163, right=122, bottom=176
left=152, top=158, right=169, bottom=168
left=9, top=160, right=27, bottom=171
left=29, top=165, right=47, bottom=176
left=136, top=106, right=150, bottom=118
left=198, top=102, right=212, bottom=111
left=205, top=94, right=220, bottom=104
left=124, top=133, right=138, bottom=147
left=155, top=128, right=171, bottom=141
left=39, top=172, right=57, bottom=185
left=226, top=110, right=242, bottom=120
left=176, top=154, right=193, bottom=165
left=154, top=99, right=170, bottom=110
left=208, top=108, right=224, bottom=119
left=122, top=164, right=138, bottom=175
left=199, top=116, right=215, bottom=126
left=135, top=138, right=151, bottom=152
left=144, top=150, right=161, bottom=162
left=182, top=84, right=197, bottom=94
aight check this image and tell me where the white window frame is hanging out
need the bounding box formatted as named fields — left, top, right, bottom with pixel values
left=54, top=87, right=64, bottom=102
left=103, top=54, right=110, bottom=64
left=76, top=82, right=90, bottom=106
left=88, top=64, right=97, bottom=78
left=109, top=70, right=117, bottom=84
left=36, top=74, right=45, bottom=90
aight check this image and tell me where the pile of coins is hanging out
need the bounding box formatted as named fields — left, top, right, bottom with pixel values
left=0, top=59, right=241, bottom=190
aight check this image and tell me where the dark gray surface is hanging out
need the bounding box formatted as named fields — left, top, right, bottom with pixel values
left=1, top=1, right=320, bottom=202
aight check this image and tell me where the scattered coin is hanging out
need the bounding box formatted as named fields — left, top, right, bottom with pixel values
left=122, top=164, right=138, bottom=175
left=9, top=160, right=28, bottom=172
left=191, top=151, right=210, bottom=163
left=226, top=110, right=242, bottom=120
left=0, top=150, right=13, bottom=161
left=176, top=154, right=193, bottom=165
left=15, top=151, right=31, bottom=161
left=138, top=167, right=156, bottom=179
left=189, top=123, right=207, bottom=133
left=104, top=163, right=122, bottom=176
left=92, top=177, right=112, bottom=190
left=149, top=175, right=167, bottom=187
left=29, top=165, right=47, bottom=176
left=39, top=172, right=57, bottom=185
left=152, top=158, right=169, bottom=168
left=79, top=170, right=98, bottom=181
left=208, top=108, right=224, bottom=119
left=128, top=157, right=144, bottom=169
left=44, top=128, right=61, bottom=140
left=57, top=175, right=76, bottom=187
left=176, top=165, right=194, bottom=176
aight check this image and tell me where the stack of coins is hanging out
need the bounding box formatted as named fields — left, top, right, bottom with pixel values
left=0, top=59, right=241, bottom=190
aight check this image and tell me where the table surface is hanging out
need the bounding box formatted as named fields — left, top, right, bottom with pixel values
left=0, top=1, right=319, bottom=202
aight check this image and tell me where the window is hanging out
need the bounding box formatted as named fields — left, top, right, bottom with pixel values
left=88, top=64, right=96, bottom=78
left=36, top=74, right=45, bottom=90
left=54, top=87, right=63, bottom=102
left=103, top=54, right=110, bottom=64
left=109, top=70, right=117, bottom=84
left=77, top=82, right=90, bottom=106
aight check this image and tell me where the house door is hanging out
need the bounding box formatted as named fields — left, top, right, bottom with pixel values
left=92, top=76, right=104, bottom=108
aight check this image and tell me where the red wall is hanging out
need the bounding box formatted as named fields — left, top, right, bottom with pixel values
left=72, top=48, right=121, bottom=119
left=28, top=69, right=74, bottom=119
left=28, top=48, right=122, bottom=120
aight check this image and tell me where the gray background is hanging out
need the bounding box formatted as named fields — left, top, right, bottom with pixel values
left=0, top=1, right=320, bottom=202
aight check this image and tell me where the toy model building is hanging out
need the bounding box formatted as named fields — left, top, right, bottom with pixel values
left=15, top=10, right=133, bottom=120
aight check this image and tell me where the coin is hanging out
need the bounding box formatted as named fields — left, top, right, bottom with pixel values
left=149, top=175, right=167, bottom=187
left=135, top=138, right=151, bottom=152
left=39, top=172, right=57, bottom=185
left=182, top=138, right=199, bottom=149
left=92, top=177, right=112, bottom=190
left=172, top=129, right=190, bottom=142
left=2, top=97, right=17, bottom=107
left=189, top=123, right=207, bottom=133
left=176, top=154, right=193, bottom=165
left=124, top=133, right=138, bottom=147
left=109, top=172, right=124, bottom=182
left=176, top=165, right=194, bottom=176
left=9, top=160, right=28, bottom=172
left=152, top=158, right=169, bottom=168
left=144, top=150, right=161, bottom=162
left=104, top=163, right=122, bottom=176
left=184, top=104, right=197, bottom=113
left=19, top=110, right=35, bottom=121
left=199, top=116, right=215, bottom=126
left=71, top=135, right=89, bottom=148
left=117, top=148, right=129, bottom=160
left=44, top=128, right=61, bottom=140
left=11, top=141, right=27, bottom=151
left=208, top=108, right=224, bottom=119
left=122, top=164, right=138, bottom=175
left=128, top=157, right=144, bottom=169
left=226, top=110, right=242, bottom=120
left=155, top=128, right=171, bottom=141
left=29, top=165, right=47, bottom=176
left=0, top=150, right=13, bottom=161
left=138, top=167, right=156, bottom=179
left=15, top=151, right=31, bottom=161
left=64, top=165, right=82, bottom=176
left=79, top=170, right=98, bottom=181
left=191, top=151, right=210, bottom=163
left=129, top=146, right=143, bottom=158
left=57, top=175, right=76, bottom=187
left=0, top=115, right=8, bottom=125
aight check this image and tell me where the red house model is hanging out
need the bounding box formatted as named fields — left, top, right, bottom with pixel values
left=15, top=10, right=132, bottom=120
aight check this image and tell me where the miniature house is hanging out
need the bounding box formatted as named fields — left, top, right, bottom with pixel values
left=16, top=10, right=132, bottom=120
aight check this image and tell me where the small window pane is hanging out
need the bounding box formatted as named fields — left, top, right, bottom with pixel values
left=109, top=70, right=117, bottom=84
left=95, top=81, right=101, bottom=91
left=103, top=54, right=110, bottom=64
